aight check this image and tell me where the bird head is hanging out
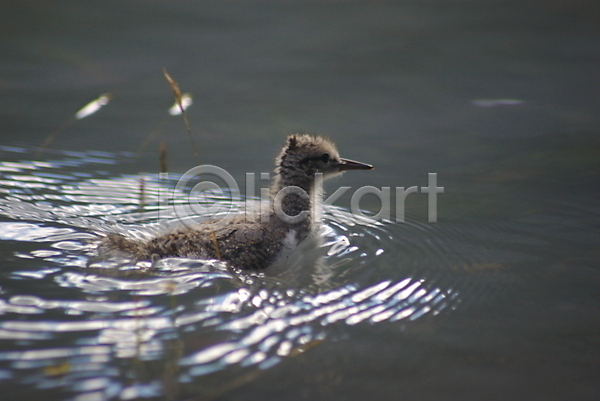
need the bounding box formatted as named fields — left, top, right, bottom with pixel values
left=275, top=134, right=372, bottom=189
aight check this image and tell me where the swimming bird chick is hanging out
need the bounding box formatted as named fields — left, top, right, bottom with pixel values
left=101, top=134, right=372, bottom=269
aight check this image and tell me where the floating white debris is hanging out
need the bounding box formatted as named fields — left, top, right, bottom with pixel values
left=168, top=93, right=193, bottom=115
left=472, top=98, right=525, bottom=108
left=75, top=93, right=112, bottom=119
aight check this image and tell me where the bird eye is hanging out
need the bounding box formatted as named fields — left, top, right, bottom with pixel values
left=320, top=153, right=330, bottom=164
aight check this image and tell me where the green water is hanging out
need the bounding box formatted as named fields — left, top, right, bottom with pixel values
left=1, top=1, right=599, bottom=400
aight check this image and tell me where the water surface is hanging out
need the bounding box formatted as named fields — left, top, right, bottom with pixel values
left=1, top=1, right=599, bottom=400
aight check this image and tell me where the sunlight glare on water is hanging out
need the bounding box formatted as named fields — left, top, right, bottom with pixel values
left=0, top=147, right=473, bottom=399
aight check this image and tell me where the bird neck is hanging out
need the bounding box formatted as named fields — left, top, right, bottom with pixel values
left=269, top=172, right=324, bottom=230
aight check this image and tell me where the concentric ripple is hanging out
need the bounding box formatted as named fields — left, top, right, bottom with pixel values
left=0, top=147, right=501, bottom=400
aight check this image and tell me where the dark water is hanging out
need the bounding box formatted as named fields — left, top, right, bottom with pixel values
left=1, top=1, right=600, bottom=400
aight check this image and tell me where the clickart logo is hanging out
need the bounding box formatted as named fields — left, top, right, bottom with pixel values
left=159, top=165, right=443, bottom=228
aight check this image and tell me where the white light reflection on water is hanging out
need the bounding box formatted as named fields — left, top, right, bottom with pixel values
left=178, top=274, right=453, bottom=377
left=0, top=147, right=463, bottom=399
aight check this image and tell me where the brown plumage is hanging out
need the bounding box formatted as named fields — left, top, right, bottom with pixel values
left=100, top=134, right=372, bottom=270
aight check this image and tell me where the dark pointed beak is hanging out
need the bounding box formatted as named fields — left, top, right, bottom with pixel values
left=338, top=158, right=374, bottom=171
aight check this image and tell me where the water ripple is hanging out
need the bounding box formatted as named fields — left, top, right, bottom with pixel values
left=0, top=147, right=506, bottom=399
